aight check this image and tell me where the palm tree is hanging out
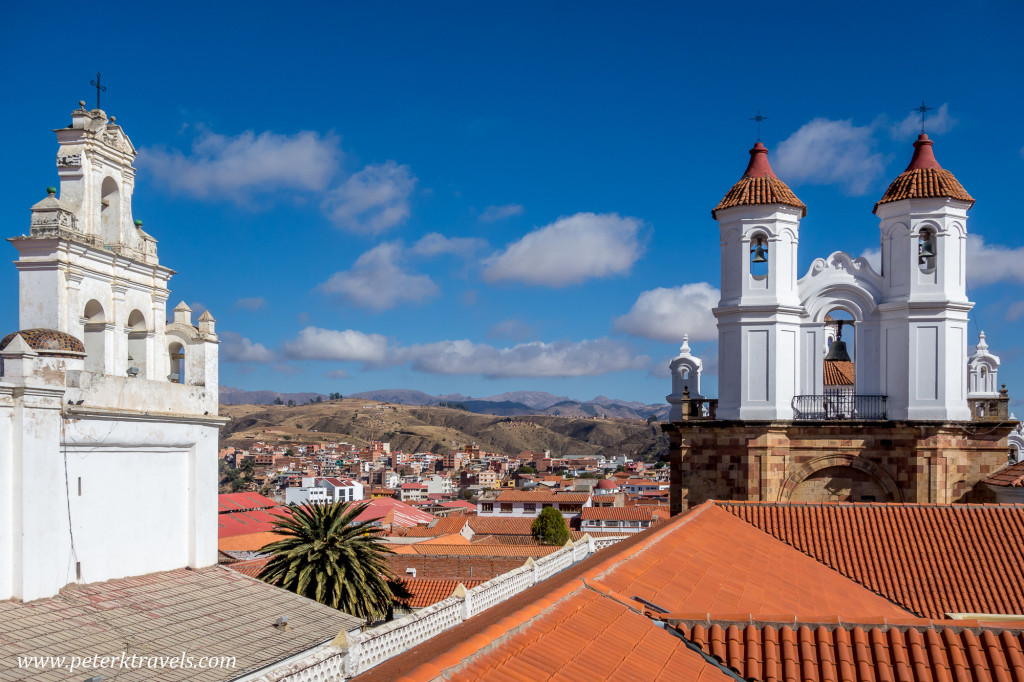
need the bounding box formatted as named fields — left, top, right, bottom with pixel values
left=257, top=501, right=408, bottom=624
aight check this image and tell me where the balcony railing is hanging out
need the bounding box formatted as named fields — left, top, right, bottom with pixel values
left=792, top=394, right=887, bottom=421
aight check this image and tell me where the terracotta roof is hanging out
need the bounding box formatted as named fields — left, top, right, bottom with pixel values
left=224, top=556, right=270, bottom=578
left=467, top=516, right=537, bottom=535
left=355, top=502, right=912, bottom=682
left=712, top=142, right=807, bottom=219
left=0, top=328, right=85, bottom=357
left=494, top=490, right=590, bottom=503
left=592, top=494, right=619, bottom=502
left=402, top=516, right=470, bottom=537
left=400, top=578, right=483, bottom=609
left=875, top=134, right=974, bottom=212
left=218, top=530, right=281, bottom=553
left=719, top=501, right=1024, bottom=619
left=218, top=508, right=291, bottom=538
left=595, top=478, right=618, bottom=489
left=0, top=566, right=362, bottom=681
left=438, top=500, right=478, bottom=512
left=580, top=506, right=656, bottom=521
left=354, top=498, right=436, bottom=527
left=218, top=492, right=280, bottom=512
left=471, top=531, right=588, bottom=545
left=984, top=461, right=1024, bottom=487
left=823, top=360, right=856, bottom=386
left=671, top=617, right=1024, bottom=682
left=395, top=543, right=561, bottom=557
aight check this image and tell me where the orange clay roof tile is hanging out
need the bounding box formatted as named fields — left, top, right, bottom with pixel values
left=983, top=461, right=1024, bottom=487
left=718, top=501, right=1024, bottom=619
left=671, top=617, right=1024, bottom=682
left=874, top=134, right=974, bottom=212
left=712, top=142, right=806, bottom=219
left=580, top=506, right=657, bottom=521
left=400, top=578, right=483, bottom=609
left=823, top=360, right=856, bottom=386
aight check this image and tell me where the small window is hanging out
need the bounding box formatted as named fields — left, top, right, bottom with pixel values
left=523, top=503, right=536, bottom=512
left=500, top=503, right=513, bottom=513
left=481, top=502, right=493, bottom=513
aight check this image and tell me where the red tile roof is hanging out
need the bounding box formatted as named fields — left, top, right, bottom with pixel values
left=354, top=498, right=436, bottom=528
left=224, top=557, right=270, bottom=578
left=218, top=531, right=281, bottom=553
left=580, top=506, right=657, bottom=521
left=984, top=461, right=1024, bottom=487
left=217, top=507, right=291, bottom=538
left=875, top=134, right=974, bottom=211
left=400, top=578, right=483, bottom=609
left=402, top=516, right=470, bottom=537
left=396, top=544, right=561, bottom=557
left=438, top=500, right=478, bottom=512
left=217, top=492, right=280, bottom=512
left=823, top=359, right=856, bottom=386
left=712, top=142, right=806, bottom=219
left=671, top=617, right=1024, bottom=682
left=494, top=490, right=590, bottom=503
left=719, top=501, right=1024, bottom=619
left=467, top=516, right=537, bottom=535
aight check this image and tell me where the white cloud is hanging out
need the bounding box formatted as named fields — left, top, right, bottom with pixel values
left=324, top=369, right=350, bottom=379
left=774, top=118, right=886, bottom=195
left=483, top=212, right=644, bottom=287
left=614, top=282, right=720, bottom=343
left=891, top=103, right=957, bottom=139
left=283, top=327, right=390, bottom=363
left=320, top=242, right=438, bottom=311
left=141, top=128, right=341, bottom=200
left=272, top=363, right=305, bottom=376
left=397, top=338, right=648, bottom=378
left=411, top=232, right=487, bottom=257
left=220, top=331, right=275, bottom=363
left=968, top=234, right=1024, bottom=286
left=487, top=318, right=534, bottom=340
left=480, top=204, right=524, bottom=222
left=321, top=161, right=416, bottom=234
left=234, top=296, right=267, bottom=311
left=1006, top=302, right=1024, bottom=322
left=859, top=247, right=881, bottom=272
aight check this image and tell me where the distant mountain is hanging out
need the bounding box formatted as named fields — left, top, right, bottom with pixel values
left=348, top=389, right=438, bottom=405
left=223, top=386, right=670, bottom=420
left=219, top=386, right=328, bottom=406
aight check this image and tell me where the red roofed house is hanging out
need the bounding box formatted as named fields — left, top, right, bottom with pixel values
left=477, top=489, right=591, bottom=519
left=285, top=476, right=364, bottom=506
left=579, top=505, right=661, bottom=534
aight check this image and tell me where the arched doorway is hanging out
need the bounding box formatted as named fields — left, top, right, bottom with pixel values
left=781, top=454, right=902, bottom=503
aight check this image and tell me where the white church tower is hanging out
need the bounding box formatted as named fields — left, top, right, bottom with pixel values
left=711, top=142, right=807, bottom=420
left=873, top=133, right=974, bottom=420
left=0, top=102, right=223, bottom=601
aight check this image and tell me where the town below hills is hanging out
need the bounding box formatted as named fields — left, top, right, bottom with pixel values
left=219, top=386, right=671, bottom=421
left=219, top=397, right=670, bottom=461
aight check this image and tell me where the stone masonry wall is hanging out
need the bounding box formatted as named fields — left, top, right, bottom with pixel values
left=665, top=420, right=1015, bottom=515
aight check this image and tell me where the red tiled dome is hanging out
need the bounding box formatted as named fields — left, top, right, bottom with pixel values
left=712, top=142, right=807, bottom=219
left=0, top=329, right=86, bottom=357
left=874, top=134, right=974, bottom=213
left=596, top=478, right=617, bottom=490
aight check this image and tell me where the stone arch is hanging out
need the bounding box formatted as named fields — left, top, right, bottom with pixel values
left=100, top=176, right=120, bottom=244
left=804, top=285, right=878, bottom=324
left=780, top=454, right=903, bottom=503
left=83, top=299, right=107, bottom=373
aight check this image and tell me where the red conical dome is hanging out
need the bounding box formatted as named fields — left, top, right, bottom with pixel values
left=874, top=134, right=973, bottom=213
left=712, top=142, right=806, bottom=219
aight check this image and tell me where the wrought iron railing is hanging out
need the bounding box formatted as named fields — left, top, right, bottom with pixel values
left=791, top=394, right=887, bottom=420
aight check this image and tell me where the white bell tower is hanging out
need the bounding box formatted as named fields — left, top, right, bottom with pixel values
left=712, top=142, right=806, bottom=420
left=873, top=133, right=973, bottom=420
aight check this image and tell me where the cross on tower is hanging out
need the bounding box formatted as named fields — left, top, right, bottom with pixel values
left=913, top=99, right=933, bottom=134
left=90, top=72, right=106, bottom=110
left=749, top=110, right=768, bottom=142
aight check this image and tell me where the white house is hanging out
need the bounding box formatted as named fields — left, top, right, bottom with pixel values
left=579, top=507, right=660, bottom=534
left=477, top=490, right=592, bottom=519
left=286, top=477, right=364, bottom=506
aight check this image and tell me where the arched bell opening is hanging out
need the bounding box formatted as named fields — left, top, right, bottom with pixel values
left=749, top=230, right=769, bottom=282
left=100, top=176, right=121, bottom=245
left=168, top=342, right=185, bottom=384
left=83, top=299, right=107, bottom=373
left=126, top=309, right=147, bottom=378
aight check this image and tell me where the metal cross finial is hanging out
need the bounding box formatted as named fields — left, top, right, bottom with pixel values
left=913, top=99, right=933, bottom=134
left=90, top=72, right=107, bottom=110
left=750, top=110, right=769, bottom=142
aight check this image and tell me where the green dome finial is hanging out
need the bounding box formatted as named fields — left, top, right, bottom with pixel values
left=46, top=186, right=56, bottom=196
left=134, top=219, right=143, bottom=227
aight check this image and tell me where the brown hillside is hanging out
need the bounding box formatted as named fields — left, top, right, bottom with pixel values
left=219, top=399, right=668, bottom=461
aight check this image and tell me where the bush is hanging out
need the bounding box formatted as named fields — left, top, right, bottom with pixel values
left=531, top=507, right=569, bottom=546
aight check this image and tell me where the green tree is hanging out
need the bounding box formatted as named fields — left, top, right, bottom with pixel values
left=258, top=501, right=409, bottom=624
left=531, top=507, right=569, bottom=546
left=517, top=465, right=536, bottom=475
left=273, top=397, right=284, bottom=405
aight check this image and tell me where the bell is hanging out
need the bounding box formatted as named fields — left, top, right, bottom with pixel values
left=918, top=238, right=935, bottom=259
left=824, top=339, right=852, bottom=362
left=751, top=243, right=768, bottom=263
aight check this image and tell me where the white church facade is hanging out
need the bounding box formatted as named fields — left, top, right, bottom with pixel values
left=0, top=102, right=223, bottom=602
left=664, top=134, right=1017, bottom=513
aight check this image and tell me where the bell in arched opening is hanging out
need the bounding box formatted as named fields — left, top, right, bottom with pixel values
left=824, top=320, right=852, bottom=362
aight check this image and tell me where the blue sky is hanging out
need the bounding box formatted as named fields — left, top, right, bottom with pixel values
left=3, top=1, right=1024, bottom=408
